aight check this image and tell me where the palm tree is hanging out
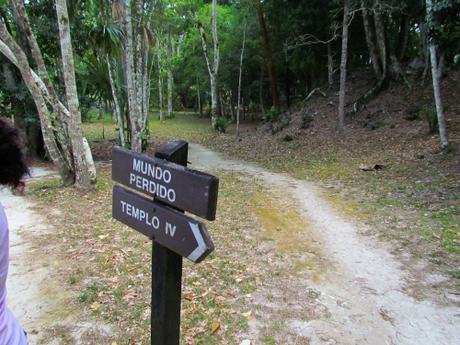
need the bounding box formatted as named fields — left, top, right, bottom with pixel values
left=89, top=19, right=126, bottom=146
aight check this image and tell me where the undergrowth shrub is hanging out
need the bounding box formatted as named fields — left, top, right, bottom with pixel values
left=264, top=106, right=280, bottom=122
left=215, top=116, right=231, bottom=133
left=419, top=107, right=438, bottom=133
left=300, top=110, right=314, bottom=129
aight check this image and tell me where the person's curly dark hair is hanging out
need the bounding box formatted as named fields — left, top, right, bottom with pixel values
left=0, top=117, right=29, bottom=189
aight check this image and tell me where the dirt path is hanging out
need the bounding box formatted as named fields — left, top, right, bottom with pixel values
left=2, top=168, right=59, bottom=343
left=189, top=143, right=460, bottom=345
left=2, top=167, right=115, bottom=345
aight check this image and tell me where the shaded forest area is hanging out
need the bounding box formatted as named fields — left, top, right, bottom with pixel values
left=0, top=0, right=459, bottom=185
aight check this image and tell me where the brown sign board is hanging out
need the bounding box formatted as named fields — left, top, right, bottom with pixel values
left=113, top=185, right=214, bottom=263
left=112, top=146, right=219, bottom=221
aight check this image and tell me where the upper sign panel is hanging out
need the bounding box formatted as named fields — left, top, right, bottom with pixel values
left=112, top=146, right=219, bottom=220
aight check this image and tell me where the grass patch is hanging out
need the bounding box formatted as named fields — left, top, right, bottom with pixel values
left=28, top=178, right=63, bottom=201
left=431, top=208, right=460, bottom=253
left=82, top=112, right=215, bottom=144
left=148, top=112, right=214, bottom=143
left=29, top=168, right=267, bottom=343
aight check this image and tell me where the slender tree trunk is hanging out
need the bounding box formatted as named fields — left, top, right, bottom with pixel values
left=198, top=0, right=220, bottom=129
left=219, top=92, right=225, bottom=117
left=327, top=42, right=334, bottom=88
left=398, top=14, right=410, bottom=61
left=167, top=29, right=174, bottom=118
left=157, top=39, right=165, bottom=122
left=420, top=22, right=430, bottom=83
left=426, top=0, right=448, bottom=148
left=197, top=80, right=202, bottom=117
left=56, top=0, right=95, bottom=188
left=338, top=0, right=350, bottom=132
left=135, top=0, right=144, bottom=126
left=259, top=64, right=265, bottom=115
left=229, top=93, right=235, bottom=122
left=145, top=47, right=155, bottom=127
left=107, top=57, right=125, bottom=147
left=209, top=73, right=218, bottom=127
left=362, top=0, right=382, bottom=79
left=237, top=21, right=247, bottom=136
left=255, top=0, right=280, bottom=111
left=211, top=0, right=219, bottom=127
left=373, top=0, right=387, bottom=77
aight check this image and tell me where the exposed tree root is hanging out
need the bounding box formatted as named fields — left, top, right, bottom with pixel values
left=348, top=76, right=388, bottom=116
left=304, top=88, right=327, bottom=104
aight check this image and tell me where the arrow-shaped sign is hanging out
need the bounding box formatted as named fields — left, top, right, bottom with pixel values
left=112, top=185, right=214, bottom=263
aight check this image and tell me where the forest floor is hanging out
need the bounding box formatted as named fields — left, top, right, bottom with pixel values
left=8, top=69, right=459, bottom=344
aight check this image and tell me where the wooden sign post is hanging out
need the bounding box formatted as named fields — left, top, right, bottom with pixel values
left=112, top=141, right=219, bottom=345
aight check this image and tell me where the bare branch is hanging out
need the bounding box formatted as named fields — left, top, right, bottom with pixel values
left=286, top=23, right=341, bottom=51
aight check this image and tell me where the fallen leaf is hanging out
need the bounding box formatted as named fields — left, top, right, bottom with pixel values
left=184, top=292, right=195, bottom=301
left=241, top=311, right=253, bottom=320
left=211, top=322, right=221, bottom=334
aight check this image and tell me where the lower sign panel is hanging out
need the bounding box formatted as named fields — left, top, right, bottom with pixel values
left=112, top=185, right=214, bottom=263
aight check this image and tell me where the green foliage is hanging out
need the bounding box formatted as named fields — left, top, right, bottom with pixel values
left=215, top=116, right=231, bottom=133
left=141, top=127, right=150, bottom=151
left=419, top=107, right=438, bottom=133
left=300, top=110, right=314, bottom=129
left=264, top=106, right=280, bottom=123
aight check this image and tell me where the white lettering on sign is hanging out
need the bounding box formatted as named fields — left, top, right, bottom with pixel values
left=121, top=200, right=160, bottom=230
left=165, top=222, right=176, bottom=237
left=133, top=158, right=172, bottom=183
left=129, top=173, right=176, bottom=202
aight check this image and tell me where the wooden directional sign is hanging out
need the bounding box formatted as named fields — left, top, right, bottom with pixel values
left=113, top=185, right=214, bottom=263
left=112, top=146, right=218, bottom=221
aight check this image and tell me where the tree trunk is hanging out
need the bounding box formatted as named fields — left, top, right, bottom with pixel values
left=373, top=0, right=388, bottom=77
left=259, top=64, right=265, bottom=115
left=198, top=0, right=219, bottom=129
left=426, top=0, right=448, bottom=148
left=197, top=80, right=202, bottom=117
left=327, top=42, right=334, bottom=88
left=210, top=74, right=218, bottom=128
left=11, top=0, right=73, bottom=166
left=167, top=29, right=174, bottom=118
left=236, top=22, right=247, bottom=136
left=361, top=0, right=382, bottom=79
left=338, top=0, right=350, bottom=132
left=157, top=39, right=165, bottom=122
left=56, top=0, right=96, bottom=188
left=107, top=57, right=125, bottom=147
left=121, top=0, right=142, bottom=152
left=0, top=34, right=73, bottom=184
left=398, top=14, right=410, bottom=61
left=255, top=0, right=280, bottom=111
